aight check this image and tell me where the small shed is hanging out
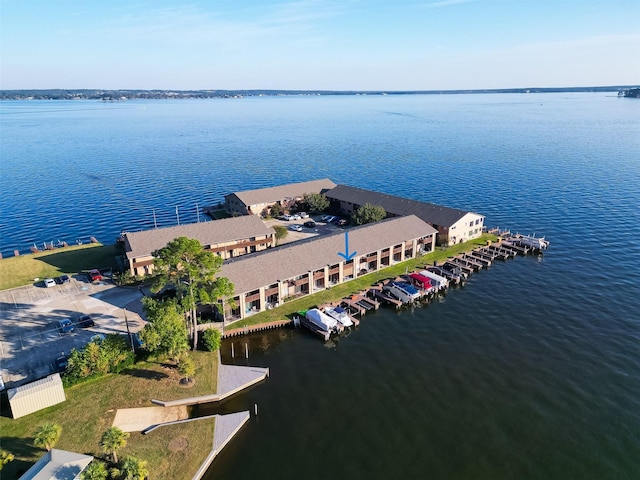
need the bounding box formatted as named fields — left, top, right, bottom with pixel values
left=18, top=449, right=93, bottom=480
left=8, top=373, right=66, bottom=419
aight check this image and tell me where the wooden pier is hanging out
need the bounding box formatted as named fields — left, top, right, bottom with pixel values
left=368, top=286, right=403, bottom=308
left=445, top=259, right=475, bottom=275
left=222, top=319, right=293, bottom=338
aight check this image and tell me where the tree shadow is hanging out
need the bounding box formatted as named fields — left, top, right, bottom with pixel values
left=123, top=368, right=169, bottom=381
left=33, top=244, right=121, bottom=272
left=0, top=436, right=41, bottom=478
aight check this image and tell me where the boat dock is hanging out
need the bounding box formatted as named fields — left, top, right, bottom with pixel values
left=222, top=319, right=293, bottom=338
left=368, top=285, right=403, bottom=308
left=218, top=236, right=548, bottom=342
left=297, top=314, right=331, bottom=341
left=342, top=291, right=379, bottom=314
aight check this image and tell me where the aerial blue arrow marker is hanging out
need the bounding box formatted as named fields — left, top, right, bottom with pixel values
left=338, top=231, right=357, bottom=261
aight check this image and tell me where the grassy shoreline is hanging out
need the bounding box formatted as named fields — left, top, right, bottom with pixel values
left=0, top=243, right=121, bottom=290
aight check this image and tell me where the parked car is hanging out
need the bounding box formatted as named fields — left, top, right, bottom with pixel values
left=335, top=218, right=348, bottom=226
left=304, top=220, right=316, bottom=228
left=43, top=278, right=56, bottom=288
left=86, top=269, right=103, bottom=282
left=290, top=214, right=301, bottom=220
left=55, top=354, right=69, bottom=372
left=280, top=214, right=292, bottom=221
left=323, top=215, right=336, bottom=223
left=78, top=314, right=95, bottom=328
left=298, top=212, right=309, bottom=218
left=55, top=274, right=70, bottom=284
left=289, top=224, right=303, bottom=232
left=57, top=318, right=74, bottom=334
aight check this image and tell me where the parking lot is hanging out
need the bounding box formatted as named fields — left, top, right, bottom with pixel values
left=0, top=215, right=346, bottom=390
left=263, top=214, right=347, bottom=243
left=0, top=274, right=145, bottom=389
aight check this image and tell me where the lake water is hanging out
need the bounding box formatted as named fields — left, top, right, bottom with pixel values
left=1, top=93, right=639, bottom=479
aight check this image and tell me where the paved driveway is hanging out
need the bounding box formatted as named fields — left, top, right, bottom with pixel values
left=262, top=215, right=345, bottom=243
left=0, top=276, right=145, bottom=389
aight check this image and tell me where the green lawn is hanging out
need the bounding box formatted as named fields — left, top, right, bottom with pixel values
left=228, top=233, right=498, bottom=328
left=0, top=351, right=218, bottom=480
left=0, top=243, right=121, bottom=290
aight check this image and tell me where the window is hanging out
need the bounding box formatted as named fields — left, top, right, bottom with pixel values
left=470, top=221, right=474, bottom=227
left=475, top=219, right=480, bottom=225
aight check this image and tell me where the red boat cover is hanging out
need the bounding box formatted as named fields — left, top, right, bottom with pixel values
left=409, top=273, right=432, bottom=289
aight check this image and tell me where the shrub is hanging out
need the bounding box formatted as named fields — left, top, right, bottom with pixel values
left=62, top=334, right=135, bottom=386
left=202, top=328, right=222, bottom=352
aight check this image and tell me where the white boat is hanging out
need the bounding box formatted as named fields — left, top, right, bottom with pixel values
left=324, top=306, right=354, bottom=328
left=305, top=308, right=338, bottom=332
left=418, top=270, right=449, bottom=290
left=512, top=235, right=549, bottom=249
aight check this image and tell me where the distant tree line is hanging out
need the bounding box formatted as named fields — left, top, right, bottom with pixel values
left=2, top=86, right=637, bottom=100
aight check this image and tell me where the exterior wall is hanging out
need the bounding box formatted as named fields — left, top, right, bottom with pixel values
left=448, top=213, right=485, bottom=245
left=247, top=202, right=270, bottom=216
left=129, top=233, right=276, bottom=276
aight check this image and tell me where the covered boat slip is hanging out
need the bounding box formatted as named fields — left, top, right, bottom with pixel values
left=408, top=272, right=433, bottom=292
left=220, top=215, right=437, bottom=321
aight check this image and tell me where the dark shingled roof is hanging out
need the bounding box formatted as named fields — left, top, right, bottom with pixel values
left=220, top=215, right=436, bottom=295
left=326, top=184, right=475, bottom=227
left=228, top=178, right=336, bottom=206
left=123, top=216, right=274, bottom=260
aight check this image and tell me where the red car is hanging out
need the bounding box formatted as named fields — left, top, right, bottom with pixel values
left=87, top=269, right=103, bottom=282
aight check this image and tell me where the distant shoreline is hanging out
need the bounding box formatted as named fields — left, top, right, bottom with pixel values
left=1, top=85, right=638, bottom=101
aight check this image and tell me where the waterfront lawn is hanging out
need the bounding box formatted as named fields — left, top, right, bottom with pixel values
left=0, top=350, right=218, bottom=480
left=229, top=234, right=498, bottom=327
left=0, top=243, right=120, bottom=290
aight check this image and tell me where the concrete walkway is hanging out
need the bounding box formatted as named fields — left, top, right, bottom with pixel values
left=112, top=405, right=189, bottom=432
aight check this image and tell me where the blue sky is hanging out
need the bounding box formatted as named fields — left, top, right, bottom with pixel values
left=1, top=0, right=638, bottom=90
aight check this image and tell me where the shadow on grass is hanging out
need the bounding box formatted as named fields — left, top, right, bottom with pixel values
left=34, top=244, right=121, bottom=273
left=124, top=368, right=170, bottom=381
left=0, top=437, right=41, bottom=478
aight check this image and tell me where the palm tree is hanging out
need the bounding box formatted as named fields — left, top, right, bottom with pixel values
left=33, top=422, right=62, bottom=451
left=81, top=460, right=108, bottom=480
left=100, top=427, right=129, bottom=464
left=0, top=450, right=15, bottom=471
left=120, top=456, right=149, bottom=480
